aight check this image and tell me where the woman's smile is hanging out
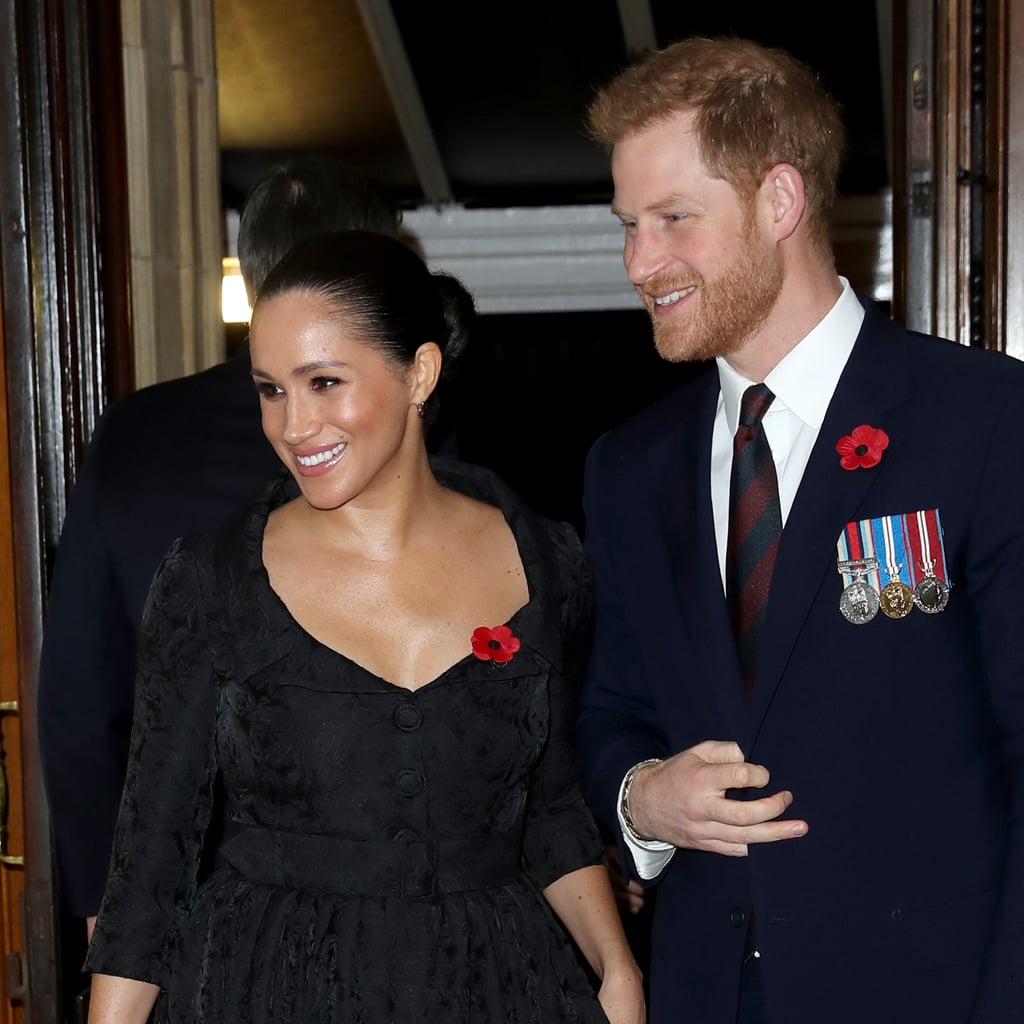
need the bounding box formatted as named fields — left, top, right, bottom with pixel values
left=294, top=440, right=348, bottom=474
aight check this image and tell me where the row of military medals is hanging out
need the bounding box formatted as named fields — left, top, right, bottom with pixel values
left=836, top=508, right=951, bottom=625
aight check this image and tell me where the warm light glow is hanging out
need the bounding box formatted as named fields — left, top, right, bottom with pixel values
left=221, top=257, right=251, bottom=323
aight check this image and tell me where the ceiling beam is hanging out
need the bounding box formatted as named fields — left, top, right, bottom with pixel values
left=353, top=0, right=452, bottom=207
left=615, top=0, right=657, bottom=59
left=401, top=194, right=891, bottom=314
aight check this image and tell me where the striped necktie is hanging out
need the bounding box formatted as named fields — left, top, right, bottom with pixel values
left=726, top=383, right=782, bottom=701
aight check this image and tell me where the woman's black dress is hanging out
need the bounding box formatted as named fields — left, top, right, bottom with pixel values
left=85, top=461, right=609, bottom=1023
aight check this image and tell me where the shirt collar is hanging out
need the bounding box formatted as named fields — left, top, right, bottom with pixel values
left=717, top=278, right=864, bottom=433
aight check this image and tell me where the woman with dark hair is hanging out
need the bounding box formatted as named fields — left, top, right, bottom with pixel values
left=84, top=231, right=645, bottom=1024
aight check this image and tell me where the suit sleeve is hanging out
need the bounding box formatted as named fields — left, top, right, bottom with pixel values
left=964, top=379, right=1024, bottom=1021
left=83, top=540, right=219, bottom=985
left=37, top=428, right=140, bottom=918
left=576, top=436, right=672, bottom=883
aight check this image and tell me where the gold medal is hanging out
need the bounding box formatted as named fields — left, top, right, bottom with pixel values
left=879, top=579, right=914, bottom=619
left=875, top=514, right=915, bottom=619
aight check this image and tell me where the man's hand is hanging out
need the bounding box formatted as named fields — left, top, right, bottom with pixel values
left=628, top=740, right=808, bottom=856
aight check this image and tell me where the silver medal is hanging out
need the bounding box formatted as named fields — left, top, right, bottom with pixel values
left=912, top=572, right=950, bottom=614
left=839, top=578, right=880, bottom=624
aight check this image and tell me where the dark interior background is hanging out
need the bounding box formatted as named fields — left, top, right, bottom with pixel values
left=441, top=311, right=701, bottom=530
left=216, top=1, right=890, bottom=531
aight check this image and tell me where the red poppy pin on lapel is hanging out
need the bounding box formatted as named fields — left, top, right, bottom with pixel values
left=471, top=625, right=521, bottom=664
left=836, top=424, right=889, bottom=470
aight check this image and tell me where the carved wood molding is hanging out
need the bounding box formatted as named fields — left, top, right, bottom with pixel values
left=895, top=0, right=1018, bottom=355
left=0, top=1, right=130, bottom=1020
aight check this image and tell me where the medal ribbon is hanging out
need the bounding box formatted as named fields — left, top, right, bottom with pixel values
left=869, top=514, right=911, bottom=587
left=903, top=508, right=950, bottom=588
left=836, top=518, right=881, bottom=590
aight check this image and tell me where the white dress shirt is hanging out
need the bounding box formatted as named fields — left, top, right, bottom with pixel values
left=619, top=279, right=865, bottom=879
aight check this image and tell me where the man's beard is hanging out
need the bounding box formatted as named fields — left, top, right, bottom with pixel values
left=643, top=224, right=784, bottom=364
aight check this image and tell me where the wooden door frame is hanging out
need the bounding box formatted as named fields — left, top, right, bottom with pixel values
left=0, top=0, right=130, bottom=1020
left=894, top=0, right=1021, bottom=355
left=1001, top=0, right=1024, bottom=358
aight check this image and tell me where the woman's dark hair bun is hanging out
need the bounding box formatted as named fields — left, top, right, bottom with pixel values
left=432, top=271, right=475, bottom=381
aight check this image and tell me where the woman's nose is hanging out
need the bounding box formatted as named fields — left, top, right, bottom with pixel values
left=282, top=398, right=320, bottom=446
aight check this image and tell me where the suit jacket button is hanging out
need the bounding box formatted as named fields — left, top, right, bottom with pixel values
left=729, top=907, right=747, bottom=927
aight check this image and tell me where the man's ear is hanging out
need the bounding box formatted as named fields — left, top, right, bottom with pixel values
left=760, top=163, right=806, bottom=242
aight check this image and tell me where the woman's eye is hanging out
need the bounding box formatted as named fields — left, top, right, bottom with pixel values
left=254, top=381, right=283, bottom=400
left=310, top=376, right=341, bottom=391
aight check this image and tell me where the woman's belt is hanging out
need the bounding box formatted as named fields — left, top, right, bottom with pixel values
left=219, top=827, right=523, bottom=899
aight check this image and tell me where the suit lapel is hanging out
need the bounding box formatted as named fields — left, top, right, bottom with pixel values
left=747, top=305, right=916, bottom=739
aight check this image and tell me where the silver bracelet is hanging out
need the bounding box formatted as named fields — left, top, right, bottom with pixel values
left=621, top=758, right=663, bottom=841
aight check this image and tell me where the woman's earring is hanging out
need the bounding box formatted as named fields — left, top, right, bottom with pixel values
left=416, top=402, right=425, bottom=419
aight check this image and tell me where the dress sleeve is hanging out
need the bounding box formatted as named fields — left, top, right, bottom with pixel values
left=521, top=522, right=604, bottom=890
left=84, top=539, right=220, bottom=986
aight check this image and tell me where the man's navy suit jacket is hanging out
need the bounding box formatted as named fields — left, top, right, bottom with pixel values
left=578, top=300, right=1024, bottom=1024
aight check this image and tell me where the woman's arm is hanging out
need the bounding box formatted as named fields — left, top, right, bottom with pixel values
left=85, top=540, right=220, bottom=982
left=87, top=974, right=160, bottom=1024
left=544, top=864, right=645, bottom=1024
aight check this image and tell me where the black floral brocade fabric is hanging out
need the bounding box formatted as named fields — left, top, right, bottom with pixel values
left=85, top=460, right=609, bottom=1023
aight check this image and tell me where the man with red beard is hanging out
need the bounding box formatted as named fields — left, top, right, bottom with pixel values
left=576, top=36, right=1024, bottom=1024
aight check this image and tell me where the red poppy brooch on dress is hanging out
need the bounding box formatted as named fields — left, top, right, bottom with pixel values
left=836, top=424, right=889, bottom=470
left=471, top=625, right=521, bottom=664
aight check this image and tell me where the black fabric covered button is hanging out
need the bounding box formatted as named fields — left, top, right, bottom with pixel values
left=729, top=907, right=747, bottom=927
left=394, top=703, right=422, bottom=731
left=396, top=770, right=424, bottom=796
